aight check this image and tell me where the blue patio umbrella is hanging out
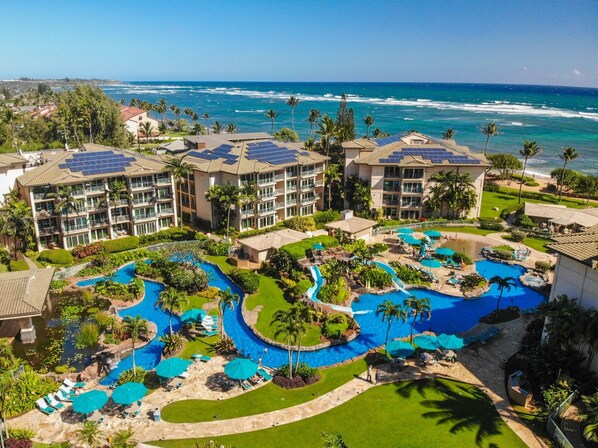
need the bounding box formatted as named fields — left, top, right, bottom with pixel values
left=420, top=258, right=442, bottom=269
left=312, top=243, right=325, bottom=251
left=72, top=390, right=109, bottom=414
left=386, top=340, right=415, bottom=358
left=423, top=230, right=442, bottom=239
left=224, top=358, right=258, bottom=380
left=435, top=247, right=455, bottom=257
left=397, top=228, right=414, bottom=234
left=436, top=333, right=465, bottom=350
left=402, top=235, right=422, bottom=246
left=111, top=382, right=148, bottom=405
left=180, top=308, right=207, bottom=324
left=413, top=335, right=440, bottom=351
left=155, top=357, right=191, bottom=379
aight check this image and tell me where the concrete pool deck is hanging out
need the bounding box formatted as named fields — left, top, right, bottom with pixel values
left=13, top=316, right=546, bottom=448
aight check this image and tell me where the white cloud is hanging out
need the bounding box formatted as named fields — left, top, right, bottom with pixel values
left=523, top=66, right=528, bottom=72
left=573, top=69, right=582, bottom=76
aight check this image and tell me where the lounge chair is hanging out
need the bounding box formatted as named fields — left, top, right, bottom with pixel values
left=241, top=380, right=253, bottom=390
left=178, top=371, right=190, bottom=379
left=447, top=277, right=460, bottom=286
left=202, top=330, right=219, bottom=337
left=63, top=378, right=86, bottom=389
left=56, top=389, right=73, bottom=401
left=36, top=398, right=55, bottom=415
left=45, top=394, right=65, bottom=410
left=257, top=368, right=272, bottom=381
left=192, top=354, right=212, bottom=362
left=58, top=385, right=77, bottom=399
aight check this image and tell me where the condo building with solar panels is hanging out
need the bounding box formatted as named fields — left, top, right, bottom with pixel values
left=343, top=132, right=489, bottom=220
left=15, top=144, right=178, bottom=250
left=180, top=139, right=329, bottom=232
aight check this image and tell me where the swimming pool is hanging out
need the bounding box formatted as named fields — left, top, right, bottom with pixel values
left=77, top=259, right=546, bottom=375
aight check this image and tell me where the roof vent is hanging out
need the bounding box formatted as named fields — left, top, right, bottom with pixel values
left=341, top=210, right=354, bottom=220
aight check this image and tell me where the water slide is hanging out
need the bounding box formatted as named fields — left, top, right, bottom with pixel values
left=307, top=266, right=355, bottom=316
left=372, top=260, right=410, bottom=294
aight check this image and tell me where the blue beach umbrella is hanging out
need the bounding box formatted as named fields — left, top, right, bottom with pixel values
left=413, top=335, right=440, bottom=351
left=402, top=235, right=422, bottom=246
left=435, top=247, right=455, bottom=257
left=72, top=390, right=109, bottom=414
left=386, top=340, right=415, bottom=358
left=420, top=258, right=442, bottom=269
left=397, top=228, right=414, bottom=234
left=224, top=358, right=258, bottom=380
left=155, top=357, right=191, bottom=378
left=436, top=334, right=465, bottom=350
left=423, top=230, right=442, bottom=239
left=180, top=308, right=207, bottom=324
left=111, top=382, right=148, bottom=405
left=312, top=243, right=325, bottom=251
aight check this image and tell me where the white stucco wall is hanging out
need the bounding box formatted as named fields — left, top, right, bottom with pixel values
left=0, top=165, right=27, bottom=199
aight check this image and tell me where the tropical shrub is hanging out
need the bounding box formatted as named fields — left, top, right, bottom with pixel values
left=322, top=313, right=349, bottom=339
left=94, top=278, right=144, bottom=302
left=50, top=279, right=69, bottom=293
left=167, top=268, right=208, bottom=293
left=359, top=266, right=392, bottom=289
left=3, top=367, right=57, bottom=418
left=284, top=215, right=316, bottom=231
left=288, top=279, right=312, bottom=298
left=274, top=363, right=320, bottom=389
left=390, top=262, right=428, bottom=285
left=213, top=336, right=236, bottom=355
left=138, top=226, right=196, bottom=245
left=460, top=273, right=486, bottom=291
left=7, top=428, right=34, bottom=441
left=542, top=376, right=575, bottom=413
left=452, top=251, right=472, bottom=265
left=228, top=268, right=259, bottom=293
left=318, top=278, right=349, bottom=305
left=71, top=241, right=104, bottom=260
left=479, top=219, right=505, bottom=231
left=158, top=331, right=184, bottom=356
left=483, top=183, right=500, bottom=192
left=312, top=210, right=341, bottom=226
left=103, top=236, right=139, bottom=253
left=493, top=249, right=515, bottom=260
left=535, top=260, right=552, bottom=274
left=76, top=323, right=100, bottom=348
left=511, top=230, right=526, bottom=242
left=116, top=367, right=147, bottom=386
left=500, top=204, right=524, bottom=219
left=38, top=249, right=74, bottom=266
left=514, top=210, right=536, bottom=228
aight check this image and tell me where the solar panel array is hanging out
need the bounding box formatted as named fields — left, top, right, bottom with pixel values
left=246, top=142, right=309, bottom=166
left=189, top=144, right=239, bottom=163
left=374, top=134, right=403, bottom=146
left=379, top=147, right=481, bottom=165
left=59, top=151, right=137, bottom=176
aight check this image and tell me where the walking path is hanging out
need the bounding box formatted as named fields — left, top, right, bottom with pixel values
left=14, top=316, right=546, bottom=447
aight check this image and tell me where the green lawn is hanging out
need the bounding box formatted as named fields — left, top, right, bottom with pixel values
left=430, top=226, right=495, bottom=236
left=161, top=359, right=367, bottom=422
left=501, top=234, right=553, bottom=253
left=154, top=379, right=527, bottom=448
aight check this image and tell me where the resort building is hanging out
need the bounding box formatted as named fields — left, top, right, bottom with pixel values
left=524, top=202, right=598, bottom=232
left=342, top=132, right=489, bottom=220
left=547, top=228, right=598, bottom=372
left=238, top=228, right=309, bottom=263
left=15, top=144, right=177, bottom=250
left=325, top=210, right=377, bottom=241
left=120, top=105, right=160, bottom=137
left=179, top=139, right=328, bottom=231
left=0, top=152, right=29, bottom=199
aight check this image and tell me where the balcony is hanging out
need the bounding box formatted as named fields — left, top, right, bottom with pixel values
left=241, top=209, right=255, bottom=217
left=275, top=202, right=284, bottom=209
left=300, top=183, right=316, bottom=191
left=131, top=181, right=154, bottom=190
left=402, top=188, right=424, bottom=194
left=383, top=186, right=402, bottom=192
left=87, top=203, right=106, bottom=212
left=72, top=190, right=85, bottom=197
left=382, top=201, right=400, bottom=206
left=286, top=199, right=298, bottom=206
left=300, top=195, right=318, bottom=204
left=63, top=224, right=88, bottom=233
left=133, top=198, right=155, bottom=206
left=38, top=227, right=57, bottom=236
left=158, top=209, right=174, bottom=217
left=257, top=177, right=276, bottom=186
left=401, top=203, right=422, bottom=209
left=133, top=213, right=156, bottom=222
left=286, top=185, right=297, bottom=192
left=113, top=215, right=130, bottom=223
left=85, top=186, right=105, bottom=194
left=33, top=192, right=52, bottom=201
left=157, top=193, right=173, bottom=201
left=155, top=176, right=171, bottom=185
left=257, top=207, right=275, bottom=215
left=301, top=170, right=316, bottom=177
left=61, top=207, right=87, bottom=216
left=89, top=219, right=109, bottom=228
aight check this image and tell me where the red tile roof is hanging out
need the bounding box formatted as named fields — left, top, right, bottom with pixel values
left=120, top=105, right=147, bottom=121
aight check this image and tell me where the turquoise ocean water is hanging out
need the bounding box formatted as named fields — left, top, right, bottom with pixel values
left=102, top=82, right=598, bottom=176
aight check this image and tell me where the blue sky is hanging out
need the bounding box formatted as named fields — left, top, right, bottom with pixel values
left=2, top=0, right=597, bottom=87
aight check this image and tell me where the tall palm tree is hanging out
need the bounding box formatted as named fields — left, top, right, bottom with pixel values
left=363, top=115, right=375, bottom=139
left=225, top=123, right=238, bottom=134
left=403, top=296, right=431, bottom=343
left=163, top=155, right=194, bottom=227
left=290, top=302, right=316, bottom=372
left=75, top=421, right=104, bottom=448
left=286, top=96, right=300, bottom=131
left=376, top=299, right=407, bottom=352
left=47, top=185, right=81, bottom=236
left=488, top=276, right=516, bottom=311
left=157, top=99, right=167, bottom=123
left=183, top=107, right=195, bottom=122
left=104, top=179, right=131, bottom=217
left=518, top=140, right=541, bottom=203
left=480, top=122, right=500, bottom=156
left=212, top=121, right=223, bottom=134
left=558, top=147, right=580, bottom=201
left=192, top=122, right=204, bottom=136
left=316, top=115, right=337, bottom=157
left=240, top=181, right=260, bottom=223
left=307, top=109, right=321, bottom=138
left=0, top=199, right=33, bottom=259
left=271, top=308, right=299, bottom=378
left=138, top=121, right=155, bottom=143
left=205, top=182, right=241, bottom=242
left=324, top=164, right=343, bottom=210
left=157, top=287, right=188, bottom=334
left=303, top=137, right=316, bottom=152
left=122, top=315, right=148, bottom=376
left=217, top=287, right=239, bottom=336
left=265, top=109, right=280, bottom=134
left=203, top=113, right=211, bottom=134
left=427, top=170, right=478, bottom=219
left=581, top=392, right=598, bottom=442
left=441, top=128, right=455, bottom=139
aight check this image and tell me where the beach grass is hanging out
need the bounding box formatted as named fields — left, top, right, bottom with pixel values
left=154, top=379, right=527, bottom=448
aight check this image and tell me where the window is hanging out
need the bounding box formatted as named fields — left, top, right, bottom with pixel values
left=301, top=165, right=315, bottom=175
left=241, top=218, right=254, bottom=230
left=91, top=228, right=108, bottom=241
left=286, top=179, right=297, bottom=191
left=402, top=182, right=423, bottom=193
left=382, top=194, right=399, bottom=205
left=401, top=196, right=422, bottom=207
left=258, top=172, right=274, bottom=184
left=384, top=166, right=401, bottom=178
left=64, top=217, right=88, bottom=231
left=155, top=172, right=170, bottom=184
left=400, top=210, right=420, bottom=220
left=159, top=218, right=172, bottom=229
left=301, top=179, right=315, bottom=190
left=240, top=174, right=255, bottom=183
left=286, top=206, right=297, bottom=218
left=300, top=205, right=313, bottom=216
left=286, top=193, right=297, bottom=205
left=135, top=222, right=157, bottom=235
left=383, top=180, right=401, bottom=192
left=158, top=203, right=173, bottom=214
left=86, top=180, right=104, bottom=192
left=65, top=233, right=89, bottom=248
left=259, top=215, right=275, bottom=228
left=134, top=207, right=156, bottom=219
left=384, top=207, right=397, bottom=218
left=286, top=166, right=297, bottom=177
left=259, top=187, right=275, bottom=199
left=258, top=201, right=275, bottom=213
left=87, top=196, right=104, bottom=210
left=156, top=187, right=172, bottom=199
left=403, top=169, right=424, bottom=179
left=89, top=213, right=107, bottom=226
left=40, top=234, right=59, bottom=248
left=131, top=175, right=153, bottom=188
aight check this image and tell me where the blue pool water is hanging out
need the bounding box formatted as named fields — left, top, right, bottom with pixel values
left=77, top=259, right=546, bottom=374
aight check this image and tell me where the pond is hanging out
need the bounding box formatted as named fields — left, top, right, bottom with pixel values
left=441, top=238, right=488, bottom=260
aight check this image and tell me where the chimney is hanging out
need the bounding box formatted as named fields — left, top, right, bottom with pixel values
left=196, top=142, right=206, bottom=150
left=341, top=210, right=353, bottom=220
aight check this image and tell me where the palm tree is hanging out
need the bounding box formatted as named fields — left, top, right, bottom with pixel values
left=324, top=164, right=342, bottom=210
left=426, top=170, right=478, bottom=218
left=517, top=140, right=541, bottom=203
left=316, top=115, right=337, bottom=157
left=75, top=421, right=104, bottom=448
left=225, top=123, right=238, bottom=134
left=265, top=109, right=280, bottom=134
left=271, top=309, right=299, bottom=379
left=122, top=315, right=148, bottom=375
left=203, top=113, right=211, bottom=134
left=157, top=99, right=167, bottom=123
left=558, top=147, right=580, bottom=201
left=217, top=287, right=239, bottom=335
left=0, top=198, right=33, bottom=259
left=403, top=296, right=431, bottom=343
left=307, top=109, right=321, bottom=138
left=581, top=392, right=598, bottom=442
left=441, top=128, right=455, bottom=139
left=286, top=96, right=300, bottom=131
left=212, top=121, right=223, bottom=134
left=104, top=179, right=131, bottom=218
left=488, top=276, right=516, bottom=311
left=157, top=287, right=188, bottom=334
left=480, top=122, right=500, bottom=156
left=110, top=427, right=137, bottom=448
left=376, top=299, right=407, bottom=352
left=192, top=122, right=204, bottom=136
left=290, top=302, right=316, bottom=372
left=303, top=137, right=316, bottom=152
left=138, top=121, right=155, bottom=144
left=47, top=185, right=81, bottom=236
left=163, top=155, right=194, bottom=227
left=363, top=115, right=375, bottom=139
left=183, top=107, right=195, bottom=122
left=205, top=182, right=240, bottom=242
left=240, top=180, right=260, bottom=219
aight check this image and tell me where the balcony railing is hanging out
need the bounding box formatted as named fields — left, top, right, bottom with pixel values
left=257, top=207, right=275, bottom=215
left=89, top=219, right=109, bottom=227
left=38, top=227, right=57, bottom=236
left=134, top=213, right=156, bottom=221
left=241, top=209, right=254, bottom=217
left=402, top=187, right=424, bottom=193
left=301, top=170, right=316, bottom=177
left=286, top=199, right=297, bottom=206
left=131, top=181, right=154, bottom=189
left=113, top=215, right=130, bottom=223
left=155, top=177, right=171, bottom=185
left=157, top=194, right=173, bottom=200
left=383, top=186, right=402, bottom=192
left=63, top=224, right=88, bottom=233
left=257, top=177, right=276, bottom=186
left=158, top=209, right=174, bottom=216
left=301, top=196, right=318, bottom=204
left=85, top=186, right=105, bottom=193
left=61, top=207, right=87, bottom=216
left=286, top=185, right=297, bottom=192
left=133, top=197, right=155, bottom=206
left=33, top=192, right=52, bottom=200
left=72, top=190, right=85, bottom=197
left=382, top=201, right=400, bottom=206
left=275, top=202, right=284, bottom=209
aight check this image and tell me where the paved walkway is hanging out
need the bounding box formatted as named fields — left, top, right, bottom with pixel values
left=14, top=317, right=547, bottom=447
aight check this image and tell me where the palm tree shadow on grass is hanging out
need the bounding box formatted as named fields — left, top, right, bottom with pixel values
left=420, top=384, right=504, bottom=447
left=393, top=378, right=452, bottom=399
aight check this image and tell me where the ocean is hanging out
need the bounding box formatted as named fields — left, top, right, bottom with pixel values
left=102, top=82, right=598, bottom=177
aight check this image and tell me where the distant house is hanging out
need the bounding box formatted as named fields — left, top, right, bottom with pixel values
left=325, top=210, right=377, bottom=241
left=239, top=229, right=309, bottom=262
left=120, top=106, right=160, bottom=137
left=524, top=202, right=598, bottom=232
left=0, top=153, right=28, bottom=199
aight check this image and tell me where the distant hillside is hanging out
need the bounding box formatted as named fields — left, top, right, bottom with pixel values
left=0, top=78, right=122, bottom=96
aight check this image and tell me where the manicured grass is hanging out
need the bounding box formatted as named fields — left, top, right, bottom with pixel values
left=178, top=333, right=219, bottom=360
left=154, top=379, right=527, bottom=448
left=430, top=226, right=495, bottom=236
left=161, top=358, right=367, bottom=422
left=0, top=264, right=7, bottom=273
left=501, top=234, right=553, bottom=253
left=204, top=255, right=234, bottom=274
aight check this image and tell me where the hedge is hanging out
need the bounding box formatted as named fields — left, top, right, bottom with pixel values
left=280, top=235, right=339, bottom=261
left=103, top=236, right=139, bottom=253
left=9, top=260, right=29, bottom=271
left=38, top=249, right=74, bottom=266
left=138, top=226, right=196, bottom=245
left=479, top=219, right=505, bottom=231
left=229, top=268, right=260, bottom=294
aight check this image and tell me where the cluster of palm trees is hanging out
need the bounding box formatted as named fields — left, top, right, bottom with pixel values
left=425, top=170, right=478, bottom=219
left=0, top=190, right=33, bottom=259
left=376, top=296, right=431, bottom=351
left=75, top=420, right=136, bottom=448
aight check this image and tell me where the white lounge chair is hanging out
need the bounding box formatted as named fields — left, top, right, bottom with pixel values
left=63, top=378, right=86, bottom=389
left=45, top=394, right=65, bottom=410
left=36, top=398, right=55, bottom=415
